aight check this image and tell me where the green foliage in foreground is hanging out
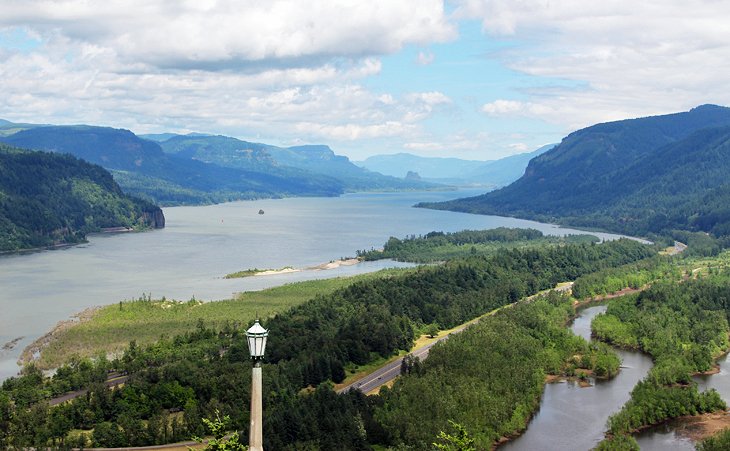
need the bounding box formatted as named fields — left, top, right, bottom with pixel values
left=375, top=293, right=620, bottom=449
left=432, top=420, right=476, bottom=451
left=357, top=227, right=599, bottom=263
left=0, top=144, right=162, bottom=251
left=193, top=411, right=248, bottom=451
left=697, top=427, right=730, bottom=451
left=592, top=276, right=730, bottom=446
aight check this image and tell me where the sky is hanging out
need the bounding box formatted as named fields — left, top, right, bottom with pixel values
left=1, top=0, right=729, bottom=161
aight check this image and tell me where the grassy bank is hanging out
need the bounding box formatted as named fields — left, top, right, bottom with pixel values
left=31, top=269, right=408, bottom=369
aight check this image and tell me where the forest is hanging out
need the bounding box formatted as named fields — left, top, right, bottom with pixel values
left=0, top=144, right=163, bottom=252
left=357, top=227, right=597, bottom=263
left=0, top=237, right=653, bottom=449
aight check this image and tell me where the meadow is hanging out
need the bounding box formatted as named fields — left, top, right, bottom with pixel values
left=34, top=269, right=408, bottom=369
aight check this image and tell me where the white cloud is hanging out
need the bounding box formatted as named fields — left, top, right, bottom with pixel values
left=1, top=0, right=455, bottom=69
left=0, top=1, right=462, bottom=157
left=459, top=0, right=730, bottom=130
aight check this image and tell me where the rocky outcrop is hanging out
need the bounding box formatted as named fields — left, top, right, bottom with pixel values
left=144, top=207, right=166, bottom=229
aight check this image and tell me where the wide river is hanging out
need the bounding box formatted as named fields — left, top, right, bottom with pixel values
left=0, top=190, right=630, bottom=381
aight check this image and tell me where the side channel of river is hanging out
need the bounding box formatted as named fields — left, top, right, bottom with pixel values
left=500, top=305, right=730, bottom=450
left=499, top=305, right=654, bottom=451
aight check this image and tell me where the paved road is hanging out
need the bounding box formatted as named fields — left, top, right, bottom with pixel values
left=49, top=372, right=129, bottom=406
left=337, top=330, right=461, bottom=395
left=337, top=281, right=579, bottom=395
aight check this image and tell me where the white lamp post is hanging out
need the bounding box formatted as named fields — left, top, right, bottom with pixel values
left=246, top=320, right=268, bottom=451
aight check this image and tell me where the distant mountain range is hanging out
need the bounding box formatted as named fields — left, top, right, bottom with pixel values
left=420, top=104, right=730, bottom=245
left=0, top=121, right=437, bottom=205
left=357, top=144, right=554, bottom=188
left=0, top=143, right=163, bottom=252
left=155, top=134, right=436, bottom=192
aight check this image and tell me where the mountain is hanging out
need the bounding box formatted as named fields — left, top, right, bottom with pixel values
left=0, top=143, right=163, bottom=252
left=157, top=135, right=439, bottom=191
left=358, top=144, right=554, bottom=188
left=465, top=144, right=555, bottom=187
left=0, top=125, right=344, bottom=204
left=357, top=153, right=487, bottom=179
left=420, top=105, right=730, bottom=242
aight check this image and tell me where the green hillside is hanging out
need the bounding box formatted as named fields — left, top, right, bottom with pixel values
left=0, top=144, right=164, bottom=252
left=159, top=135, right=439, bottom=191
left=1, top=125, right=344, bottom=204
left=421, top=105, right=730, bottom=245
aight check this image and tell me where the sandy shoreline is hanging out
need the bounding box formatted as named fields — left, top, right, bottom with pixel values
left=248, top=257, right=361, bottom=276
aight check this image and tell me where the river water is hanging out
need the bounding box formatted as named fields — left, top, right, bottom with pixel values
left=0, top=189, right=630, bottom=381
left=499, top=305, right=730, bottom=450
left=499, top=305, right=654, bottom=451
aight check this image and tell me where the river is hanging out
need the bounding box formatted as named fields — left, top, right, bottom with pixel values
left=498, top=305, right=730, bottom=450
left=499, top=305, right=654, bottom=451
left=0, top=189, right=630, bottom=381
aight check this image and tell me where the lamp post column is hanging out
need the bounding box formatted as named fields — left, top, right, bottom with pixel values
left=246, top=320, right=268, bottom=451
left=250, top=359, right=263, bottom=451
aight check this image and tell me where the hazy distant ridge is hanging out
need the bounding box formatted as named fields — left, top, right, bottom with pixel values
left=358, top=144, right=554, bottom=188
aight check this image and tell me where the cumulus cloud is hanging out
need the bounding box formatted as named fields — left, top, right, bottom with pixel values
left=1, top=0, right=455, bottom=70
left=0, top=1, right=463, bottom=157
left=460, top=0, right=730, bottom=129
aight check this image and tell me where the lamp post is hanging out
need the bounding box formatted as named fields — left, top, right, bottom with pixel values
left=246, top=320, right=268, bottom=451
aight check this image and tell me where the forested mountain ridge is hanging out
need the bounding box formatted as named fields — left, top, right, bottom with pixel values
left=158, top=135, right=437, bottom=192
left=0, top=143, right=163, bottom=252
left=420, top=105, right=730, bottom=243
left=0, top=125, right=345, bottom=204
left=0, top=122, right=437, bottom=204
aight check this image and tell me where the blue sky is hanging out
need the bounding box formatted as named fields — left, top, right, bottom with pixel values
left=1, top=0, right=728, bottom=160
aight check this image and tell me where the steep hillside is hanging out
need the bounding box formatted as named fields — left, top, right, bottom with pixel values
left=159, top=135, right=438, bottom=191
left=1, top=125, right=344, bottom=204
left=0, top=144, right=163, bottom=252
left=420, top=105, right=730, bottom=241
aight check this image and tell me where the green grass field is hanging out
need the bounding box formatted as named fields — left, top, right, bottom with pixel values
left=36, top=269, right=409, bottom=369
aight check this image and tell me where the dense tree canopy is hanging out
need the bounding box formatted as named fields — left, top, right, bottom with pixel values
left=0, top=144, right=163, bottom=251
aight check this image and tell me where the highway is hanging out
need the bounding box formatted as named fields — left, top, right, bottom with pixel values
left=337, top=331, right=456, bottom=395
left=337, top=281, right=575, bottom=395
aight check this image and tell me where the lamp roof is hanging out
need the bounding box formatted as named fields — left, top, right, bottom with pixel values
left=247, top=320, right=268, bottom=336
